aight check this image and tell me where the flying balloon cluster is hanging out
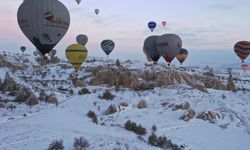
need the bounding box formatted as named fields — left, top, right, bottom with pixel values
left=147, top=20, right=167, bottom=32
left=143, top=34, right=188, bottom=65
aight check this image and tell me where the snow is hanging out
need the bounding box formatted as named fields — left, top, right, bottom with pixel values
left=0, top=52, right=250, bottom=150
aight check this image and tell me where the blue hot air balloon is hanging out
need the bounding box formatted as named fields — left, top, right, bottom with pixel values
left=148, top=21, right=157, bottom=32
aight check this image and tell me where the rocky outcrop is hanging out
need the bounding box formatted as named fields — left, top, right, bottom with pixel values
left=0, top=55, right=25, bottom=71
left=0, top=72, right=19, bottom=92
left=25, top=94, right=39, bottom=106
left=227, top=74, right=236, bottom=92
left=47, top=96, right=59, bottom=105
left=137, top=100, right=148, bottom=109
left=90, top=67, right=140, bottom=89
left=197, top=111, right=220, bottom=121
left=15, top=87, right=32, bottom=103
left=105, top=104, right=117, bottom=115
left=180, top=109, right=196, bottom=122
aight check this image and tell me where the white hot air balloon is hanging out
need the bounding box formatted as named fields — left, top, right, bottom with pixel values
left=17, top=0, right=70, bottom=56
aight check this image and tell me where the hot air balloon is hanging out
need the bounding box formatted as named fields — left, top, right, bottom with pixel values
left=234, top=41, right=250, bottom=63
left=101, top=40, right=115, bottom=57
left=51, top=49, right=57, bottom=56
left=33, top=51, right=39, bottom=56
left=76, top=34, right=88, bottom=46
left=227, top=67, right=233, bottom=74
left=241, top=64, right=248, bottom=73
left=75, top=0, right=81, bottom=4
left=148, top=21, right=157, bottom=32
left=176, top=48, right=188, bottom=65
left=20, top=46, right=26, bottom=53
left=17, top=0, right=70, bottom=56
left=95, top=9, right=100, bottom=15
left=162, top=21, right=167, bottom=27
left=156, top=34, right=182, bottom=65
left=143, top=36, right=161, bottom=63
left=65, top=44, right=88, bottom=71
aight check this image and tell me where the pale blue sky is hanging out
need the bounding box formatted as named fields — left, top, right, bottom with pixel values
left=0, top=0, right=250, bottom=64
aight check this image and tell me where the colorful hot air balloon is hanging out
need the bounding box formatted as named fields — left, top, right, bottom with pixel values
left=176, top=48, right=188, bottom=65
left=101, top=40, right=115, bottom=57
left=65, top=44, right=88, bottom=71
left=241, top=64, right=248, bottom=73
left=162, top=21, right=167, bottom=27
left=20, top=46, right=26, bottom=53
left=234, top=41, right=250, bottom=63
left=76, top=34, right=88, bottom=46
left=148, top=21, right=157, bottom=32
left=156, top=34, right=182, bottom=65
left=75, top=0, right=81, bottom=4
left=143, top=36, right=161, bottom=63
left=95, top=9, right=100, bottom=15
left=17, top=0, right=70, bottom=56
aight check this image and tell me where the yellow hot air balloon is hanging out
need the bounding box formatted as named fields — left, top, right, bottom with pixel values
left=65, top=44, right=88, bottom=71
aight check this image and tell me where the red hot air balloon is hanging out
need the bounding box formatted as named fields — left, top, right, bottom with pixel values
left=162, top=21, right=167, bottom=27
left=241, top=64, right=248, bottom=73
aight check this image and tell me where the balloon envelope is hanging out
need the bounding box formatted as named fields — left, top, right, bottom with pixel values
left=176, top=48, right=188, bottom=64
left=51, top=49, right=57, bottom=56
left=76, top=34, right=88, bottom=46
left=143, top=36, right=160, bottom=62
left=162, top=21, right=167, bottom=27
left=234, top=41, right=250, bottom=63
left=33, top=51, right=39, bottom=56
left=241, top=64, right=248, bottom=73
left=148, top=21, right=157, bottom=32
left=75, top=0, right=81, bottom=4
left=156, top=34, right=182, bottom=64
left=95, top=9, right=100, bottom=15
left=66, top=44, right=88, bottom=71
left=17, top=0, right=70, bottom=56
left=20, top=46, right=26, bottom=53
left=101, top=40, right=115, bottom=56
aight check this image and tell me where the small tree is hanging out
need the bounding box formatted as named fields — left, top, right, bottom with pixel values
left=73, top=136, right=89, bottom=150
left=48, top=139, right=64, bottom=150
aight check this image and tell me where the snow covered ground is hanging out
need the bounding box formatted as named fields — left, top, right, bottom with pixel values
left=0, top=53, right=250, bottom=150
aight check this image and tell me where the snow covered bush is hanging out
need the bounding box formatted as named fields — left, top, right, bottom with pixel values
left=78, top=88, right=91, bottom=95
left=124, top=120, right=147, bottom=135
left=98, top=90, right=115, bottom=100
left=48, top=139, right=64, bottom=150
left=148, top=133, right=180, bottom=150
left=87, top=110, right=98, bottom=124
left=73, top=136, right=89, bottom=150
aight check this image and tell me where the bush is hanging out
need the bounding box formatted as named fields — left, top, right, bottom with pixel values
left=78, top=88, right=91, bottom=95
left=48, top=139, right=64, bottom=150
left=98, top=90, right=115, bottom=100
left=148, top=133, right=181, bottom=150
left=6, top=105, right=16, bottom=110
left=73, top=136, right=89, bottom=150
left=124, top=120, right=147, bottom=135
left=87, top=111, right=98, bottom=124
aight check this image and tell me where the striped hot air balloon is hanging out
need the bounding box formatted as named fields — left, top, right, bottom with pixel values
left=176, top=48, right=188, bottom=65
left=234, top=41, right=250, bottom=63
left=101, top=40, right=115, bottom=57
left=65, top=44, right=88, bottom=71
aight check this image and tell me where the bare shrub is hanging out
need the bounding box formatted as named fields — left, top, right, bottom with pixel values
left=48, top=139, right=64, bottom=150
left=124, top=120, right=147, bottom=135
left=73, top=136, right=89, bottom=150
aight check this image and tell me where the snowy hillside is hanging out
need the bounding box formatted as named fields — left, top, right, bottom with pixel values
left=0, top=52, right=250, bottom=150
